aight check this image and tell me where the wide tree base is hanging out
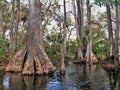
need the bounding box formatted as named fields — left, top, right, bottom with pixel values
left=6, top=46, right=56, bottom=75
left=84, top=52, right=98, bottom=65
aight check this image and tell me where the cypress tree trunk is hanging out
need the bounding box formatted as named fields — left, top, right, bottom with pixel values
left=106, top=4, right=114, bottom=57
left=116, top=4, right=120, bottom=64
left=9, top=0, right=20, bottom=53
left=14, top=0, right=20, bottom=44
left=85, top=0, right=98, bottom=64
left=0, top=1, right=3, bottom=35
left=76, top=0, right=84, bottom=61
left=9, top=0, right=22, bottom=54
left=6, top=0, right=55, bottom=75
left=72, top=0, right=83, bottom=62
left=60, top=0, right=66, bottom=74
left=9, top=0, right=16, bottom=53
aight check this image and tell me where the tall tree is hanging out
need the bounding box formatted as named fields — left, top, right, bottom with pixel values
left=9, top=0, right=20, bottom=53
left=76, top=0, right=84, bottom=61
left=14, top=0, right=20, bottom=44
left=9, top=0, right=24, bottom=53
left=60, top=0, right=66, bottom=74
left=115, top=1, right=120, bottom=64
left=85, top=0, right=97, bottom=64
left=106, top=3, right=114, bottom=57
left=0, top=0, right=4, bottom=35
left=9, top=0, right=15, bottom=53
left=6, top=0, right=55, bottom=75
left=94, top=0, right=115, bottom=63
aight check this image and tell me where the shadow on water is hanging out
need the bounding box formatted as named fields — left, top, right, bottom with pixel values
left=1, top=64, right=120, bottom=90
left=103, top=67, right=120, bottom=90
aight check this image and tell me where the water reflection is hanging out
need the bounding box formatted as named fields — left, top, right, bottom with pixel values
left=0, top=64, right=119, bottom=90
left=3, top=75, right=9, bottom=90
left=6, top=73, right=24, bottom=90
left=103, top=68, right=120, bottom=90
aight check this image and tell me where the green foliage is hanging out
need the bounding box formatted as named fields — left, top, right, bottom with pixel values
left=94, top=0, right=120, bottom=7
left=14, top=42, right=23, bottom=52
left=66, top=40, right=78, bottom=59
left=0, top=36, right=8, bottom=56
left=44, top=32, right=79, bottom=59
left=45, top=32, right=61, bottom=59
left=46, top=32, right=62, bottom=45
left=92, top=28, right=110, bottom=59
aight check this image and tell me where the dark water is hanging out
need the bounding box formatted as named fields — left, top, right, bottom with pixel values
left=0, top=64, right=120, bottom=90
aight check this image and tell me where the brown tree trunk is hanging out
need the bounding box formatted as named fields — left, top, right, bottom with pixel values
left=60, top=0, right=66, bottom=74
left=6, top=0, right=56, bottom=75
left=116, top=4, right=120, bottom=64
left=85, top=0, right=98, bottom=64
left=0, top=2, right=3, bottom=35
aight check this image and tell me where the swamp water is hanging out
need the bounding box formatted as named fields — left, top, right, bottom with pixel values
left=0, top=64, right=120, bottom=90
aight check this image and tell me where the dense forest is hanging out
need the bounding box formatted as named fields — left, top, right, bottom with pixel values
left=0, top=0, right=120, bottom=75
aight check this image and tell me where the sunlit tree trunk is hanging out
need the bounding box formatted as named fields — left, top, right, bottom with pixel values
left=106, top=4, right=114, bottom=57
left=6, top=0, right=55, bottom=75
left=60, top=0, right=66, bottom=74
left=0, top=1, right=3, bottom=35
left=85, top=0, right=97, bottom=64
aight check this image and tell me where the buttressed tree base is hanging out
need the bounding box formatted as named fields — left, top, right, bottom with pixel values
left=6, top=0, right=56, bottom=75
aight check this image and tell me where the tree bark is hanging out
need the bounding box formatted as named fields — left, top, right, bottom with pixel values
left=0, top=1, right=4, bottom=35
left=106, top=4, right=114, bottom=57
left=14, top=0, right=20, bottom=44
left=116, top=4, right=120, bottom=64
left=6, top=0, right=56, bottom=75
left=60, top=0, right=66, bottom=74
left=76, top=0, right=84, bottom=61
left=9, top=0, right=16, bottom=53
left=85, top=0, right=98, bottom=64
left=9, top=0, right=21, bottom=53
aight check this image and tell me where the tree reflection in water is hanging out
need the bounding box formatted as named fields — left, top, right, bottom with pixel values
left=104, top=68, right=120, bottom=90
left=3, top=64, right=120, bottom=90
left=5, top=72, right=66, bottom=90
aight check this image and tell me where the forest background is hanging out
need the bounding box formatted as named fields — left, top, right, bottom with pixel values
left=0, top=0, right=120, bottom=68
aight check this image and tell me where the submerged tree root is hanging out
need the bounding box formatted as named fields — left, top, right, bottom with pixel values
left=6, top=46, right=56, bottom=75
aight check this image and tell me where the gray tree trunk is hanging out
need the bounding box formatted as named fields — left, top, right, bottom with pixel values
left=60, top=0, right=66, bottom=74
left=106, top=4, right=114, bottom=57
left=80, top=0, right=84, bottom=43
left=76, top=0, right=84, bottom=61
left=14, top=0, right=20, bottom=44
left=0, top=1, right=4, bottom=35
left=9, top=0, right=20, bottom=53
left=116, top=4, right=120, bottom=64
left=85, top=0, right=97, bottom=64
left=9, top=0, right=15, bottom=53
